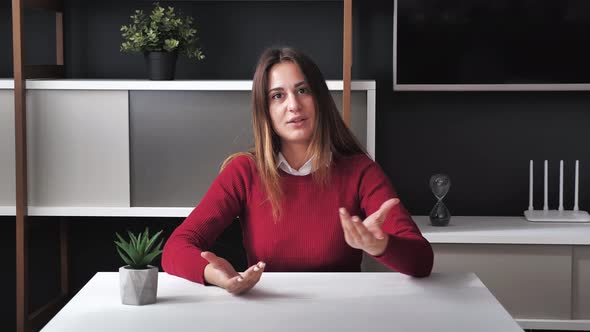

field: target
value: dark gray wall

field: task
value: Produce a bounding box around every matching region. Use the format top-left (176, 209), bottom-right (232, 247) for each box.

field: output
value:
top-left (63, 0), bottom-right (344, 79)
top-left (0, 217), bottom-right (15, 331)
top-left (0, 2), bottom-right (57, 76)
top-left (1, 2), bottom-right (12, 76)
top-left (1, 1), bottom-right (590, 331)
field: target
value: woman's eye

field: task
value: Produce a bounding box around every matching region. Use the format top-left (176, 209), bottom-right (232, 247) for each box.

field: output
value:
top-left (298, 87), bottom-right (308, 94)
top-left (271, 93), bottom-right (283, 100)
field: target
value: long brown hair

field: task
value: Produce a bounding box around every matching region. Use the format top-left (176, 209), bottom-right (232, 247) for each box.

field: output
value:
top-left (224, 47), bottom-right (366, 220)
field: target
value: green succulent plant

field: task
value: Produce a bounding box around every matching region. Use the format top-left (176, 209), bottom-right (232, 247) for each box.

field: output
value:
top-left (115, 228), bottom-right (164, 270)
top-left (120, 2), bottom-right (205, 60)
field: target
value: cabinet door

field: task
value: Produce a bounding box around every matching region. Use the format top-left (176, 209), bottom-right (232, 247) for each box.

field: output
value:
top-left (573, 246), bottom-right (590, 319)
top-left (129, 90), bottom-right (253, 207)
top-left (0, 90), bottom-right (15, 209)
top-left (26, 90), bottom-right (130, 207)
top-left (331, 91), bottom-right (368, 148)
top-left (432, 244), bottom-right (572, 320)
top-left (129, 90), bottom-right (370, 207)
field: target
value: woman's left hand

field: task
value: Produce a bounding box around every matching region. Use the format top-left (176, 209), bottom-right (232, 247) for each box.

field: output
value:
top-left (339, 198), bottom-right (399, 256)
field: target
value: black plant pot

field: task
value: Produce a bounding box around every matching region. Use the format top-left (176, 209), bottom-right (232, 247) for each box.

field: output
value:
top-left (144, 51), bottom-right (178, 80)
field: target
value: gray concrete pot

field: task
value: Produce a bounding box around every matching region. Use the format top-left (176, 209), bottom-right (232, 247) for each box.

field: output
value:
top-left (119, 265), bottom-right (158, 305)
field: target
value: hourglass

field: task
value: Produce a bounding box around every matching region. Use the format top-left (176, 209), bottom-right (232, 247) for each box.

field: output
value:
top-left (429, 174), bottom-right (451, 226)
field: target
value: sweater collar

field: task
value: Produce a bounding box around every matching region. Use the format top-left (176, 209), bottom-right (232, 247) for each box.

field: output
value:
top-left (277, 152), bottom-right (314, 176)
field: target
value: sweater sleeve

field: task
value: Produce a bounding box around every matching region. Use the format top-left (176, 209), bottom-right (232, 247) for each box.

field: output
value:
top-left (162, 155), bottom-right (252, 284)
top-left (358, 160), bottom-right (433, 277)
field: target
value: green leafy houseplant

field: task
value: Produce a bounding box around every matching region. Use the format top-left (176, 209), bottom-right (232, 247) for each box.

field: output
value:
top-left (120, 2), bottom-right (205, 60)
top-left (115, 228), bottom-right (164, 270)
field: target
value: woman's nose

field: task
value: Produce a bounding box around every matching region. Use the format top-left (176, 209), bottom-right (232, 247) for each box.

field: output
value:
top-left (287, 93), bottom-right (301, 112)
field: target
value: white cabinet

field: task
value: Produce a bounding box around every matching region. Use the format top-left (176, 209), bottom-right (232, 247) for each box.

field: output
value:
top-left (432, 244), bottom-right (572, 320)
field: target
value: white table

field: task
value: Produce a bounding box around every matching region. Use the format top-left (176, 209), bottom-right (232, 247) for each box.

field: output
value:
top-left (41, 272), bottom-right (523, 332)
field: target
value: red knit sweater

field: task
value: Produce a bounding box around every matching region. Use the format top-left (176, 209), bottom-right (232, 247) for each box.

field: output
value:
top-left (162, 154), bottom-right (433, 284)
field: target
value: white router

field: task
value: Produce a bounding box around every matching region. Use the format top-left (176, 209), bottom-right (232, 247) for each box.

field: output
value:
top-left (524, 160), bottom-right (590, 223)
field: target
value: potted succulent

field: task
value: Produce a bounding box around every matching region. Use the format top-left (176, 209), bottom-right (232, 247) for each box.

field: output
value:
top-left (120, 2), bottom-right (205, 80)
top-left (115, 227), bottom-right (164, 305)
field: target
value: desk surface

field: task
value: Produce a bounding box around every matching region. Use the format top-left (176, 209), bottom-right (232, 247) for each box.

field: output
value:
top-left (41, 272), bottom-right (522, 332)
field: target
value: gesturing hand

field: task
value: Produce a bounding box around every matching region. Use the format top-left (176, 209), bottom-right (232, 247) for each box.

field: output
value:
top-left (201, 251), bottom-right (265, 295)
top-left (339, 198), bottom-right (399, 256)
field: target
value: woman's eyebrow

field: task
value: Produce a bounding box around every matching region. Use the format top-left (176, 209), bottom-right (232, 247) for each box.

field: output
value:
top-left (268, 86), bottom-right (284, 93)
top-left (268, 81), bottom-right (307, 93)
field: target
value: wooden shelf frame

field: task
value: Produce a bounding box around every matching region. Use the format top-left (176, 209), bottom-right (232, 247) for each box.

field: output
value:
top-left (12, 1), bottom-right (67, 332)
top-left (343, 0), bottom-right (352, 127)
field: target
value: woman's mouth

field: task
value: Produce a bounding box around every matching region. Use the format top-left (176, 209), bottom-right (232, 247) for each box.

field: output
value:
top-left (287, 118), bottom-right (307, 128)
top-left (288, 117), bottom-right (306, 124)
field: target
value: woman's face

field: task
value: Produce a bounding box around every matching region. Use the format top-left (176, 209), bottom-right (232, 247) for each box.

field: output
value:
top-left (267, 61), bottom-right (316, 148)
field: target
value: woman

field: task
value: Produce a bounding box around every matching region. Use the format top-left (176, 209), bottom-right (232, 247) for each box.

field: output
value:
top-left (162, 47), bottom-right (433, 294)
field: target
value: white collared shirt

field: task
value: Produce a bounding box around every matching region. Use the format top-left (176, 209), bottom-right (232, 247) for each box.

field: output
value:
top-left (277, 152), bottom-right (314, 176)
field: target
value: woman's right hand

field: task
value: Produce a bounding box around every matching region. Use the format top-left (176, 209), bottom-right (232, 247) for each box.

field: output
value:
top-left (201, 251), bottom-right (265, 295)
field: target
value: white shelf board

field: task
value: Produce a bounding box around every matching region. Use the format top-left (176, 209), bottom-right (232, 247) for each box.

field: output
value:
top-left (415, 215), bottom-right (590, 245)
top-left (1, 206), bottom-right (193, 217)
top-left (0, 206), bottom-right (16, 216)
top-left (5, 210), bottom-right (590, 245)
top-left (4, 210), bottom-right (590, 245)
top-left (0, 79), bottom-right (13, 89)
top-left (27, 206), bottom-right (193, 217)
top-left (0, 79), bottom-right (375, 91)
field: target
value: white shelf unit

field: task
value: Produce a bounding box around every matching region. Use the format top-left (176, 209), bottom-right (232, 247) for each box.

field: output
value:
top-left (0, 79), bottom-right (376, 217)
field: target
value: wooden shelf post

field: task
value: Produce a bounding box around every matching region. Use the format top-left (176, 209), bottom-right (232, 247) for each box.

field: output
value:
top-left (12, 1), bottom-right (66, 331)
top-left (343, 0), bottom-right (352, 127)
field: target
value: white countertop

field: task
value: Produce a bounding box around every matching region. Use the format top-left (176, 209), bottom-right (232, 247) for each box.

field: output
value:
top-left (40, 272), bottom-right (522, 332)
top-left (0, 79), bottom-right (375, 91)
top-left (415, 215), bottom-right (590, 245)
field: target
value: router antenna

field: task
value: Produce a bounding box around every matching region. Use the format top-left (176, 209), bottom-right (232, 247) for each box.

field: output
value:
top-left (559, 160), bottom-right (564, 211)
top-left (528, 160), bottom-right (534, 211)
top-left (544, 160), bottom-right (548, 211)
top-left (574, 160), bottom-right (580, 211)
